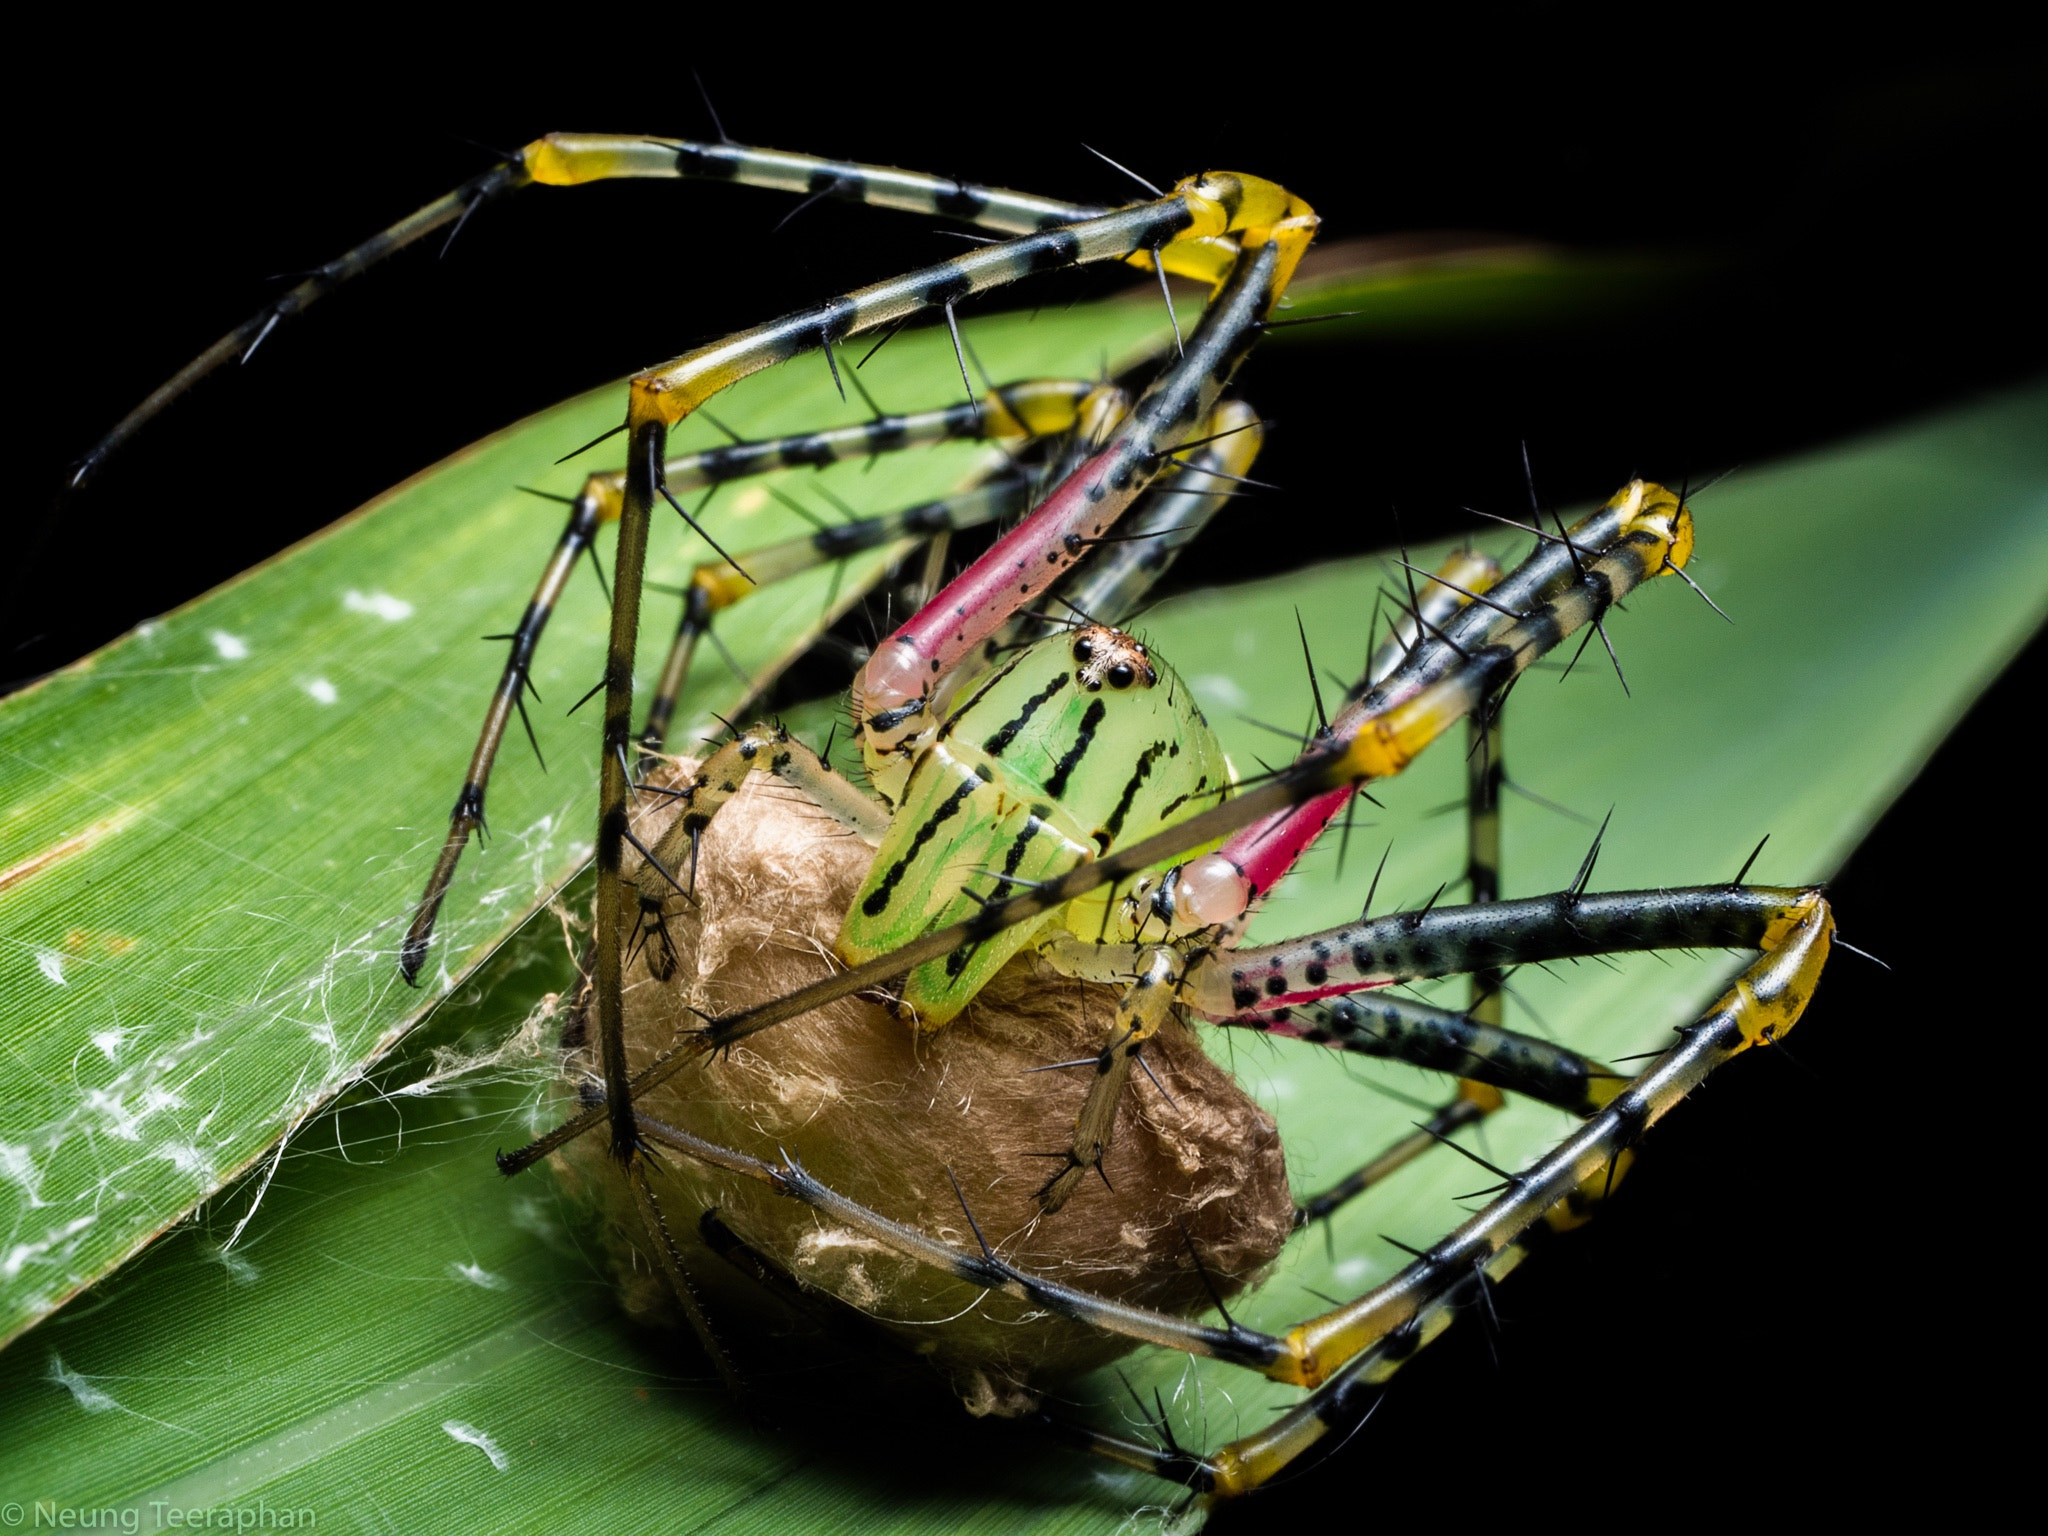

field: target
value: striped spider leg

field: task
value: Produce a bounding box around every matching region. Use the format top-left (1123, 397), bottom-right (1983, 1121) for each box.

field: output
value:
top-left (62, 135), bottom-right (1192, 498)
top-left (1165, 541), bottom-right (1584, 1221)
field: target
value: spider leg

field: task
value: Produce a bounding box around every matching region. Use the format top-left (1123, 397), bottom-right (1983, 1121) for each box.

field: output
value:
top-left (1228, 887), bottom-right (1832, 1395)
top-left (1289, 1092), bottom-right (1492, 1228)
top-left (1049, 1160), bottom-right (1614, 1502)
top-left (1208, 486), bottom-right (1649, 934)
top-left (1211, 546), bottom-right (1508, 931)
top-left (633, 375), bottom-right (1109, 753)
top-left (1000, 380), bottom-right (1135, 528)
top-left (399, 483), bottom-right (604, 981)
top-left (1001, 399), bottom-right (1266, 655)
top-left (649, 720), bottom-right (890, 858)
top-left (1250, 677), bottom-right (1544, 1229)
top-left (610, 720), bottom-right (884, 991)
top-left (911, 528), bottom-right (953, 611)
top-left (611, 719), bottom-right (889, 986)
top-left (67, 135), bottom-right (1149, 499)
top-left (1226, 992), bottom-right (1619, 1119)
top-left (1031, 943), bottom-right (1187, 1213)
top-left (848, 232), bottom-right (1304, 751)
top-left (1352, 600), bottom-right (1518, 1179)
top-left (624, 1149), bottom-right (745, 1397)
top-left (1187, 883), bottom-right (1811, 1016)
top-left (1266, 989), bottom-right (1620, 1229)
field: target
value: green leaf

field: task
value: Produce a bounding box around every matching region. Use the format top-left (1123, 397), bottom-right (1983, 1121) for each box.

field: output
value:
top-left (0, 242), bottom-right (1644, 1342)
top-left (1, 380), bottom-right (2040, 1531)
top-left (1271, 238), bottom-right (1708, 340)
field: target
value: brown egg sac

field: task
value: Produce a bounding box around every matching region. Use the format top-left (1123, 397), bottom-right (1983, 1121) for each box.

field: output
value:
top-left (552, 762), bottom-right (1295, 1417)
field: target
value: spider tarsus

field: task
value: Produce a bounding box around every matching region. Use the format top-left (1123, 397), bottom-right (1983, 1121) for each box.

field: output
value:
top-left (397, 934), bottom-right (429, 987)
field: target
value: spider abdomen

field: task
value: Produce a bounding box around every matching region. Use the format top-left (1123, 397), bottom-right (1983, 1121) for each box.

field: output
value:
top-left (838, 624), bottom-right (1231, 1024)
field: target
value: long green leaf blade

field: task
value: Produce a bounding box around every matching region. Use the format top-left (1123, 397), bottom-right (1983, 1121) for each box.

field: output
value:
top-left (1, 381), bottom-right (2040, 1531)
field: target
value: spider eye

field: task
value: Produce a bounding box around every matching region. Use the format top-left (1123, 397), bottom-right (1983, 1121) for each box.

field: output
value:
top-left (1107, 663), bottom-right (1135, 689)
top-left (1072, 638), bottom-right (1094, 663)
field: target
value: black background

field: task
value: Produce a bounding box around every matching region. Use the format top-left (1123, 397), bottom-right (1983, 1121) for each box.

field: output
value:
top-left (12, 14), bottom-right (2043, 1524)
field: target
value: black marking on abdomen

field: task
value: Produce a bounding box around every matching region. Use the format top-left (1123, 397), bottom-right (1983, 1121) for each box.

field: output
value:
top-left (982, 673), bottom-right (1070, 757)
top-left (1000, 807), bottom-right (1051, 881)
top-left (1158, 775), bottom-right (1209, 818)
top-left (862, 772), bottom-right (983, 918)
top-left (1103, 741), bottom-right (1168, 843)
top-left (1044, 700), bottom-right (1107, 799)
top-left (938, 654), bottom-right (1029, 743)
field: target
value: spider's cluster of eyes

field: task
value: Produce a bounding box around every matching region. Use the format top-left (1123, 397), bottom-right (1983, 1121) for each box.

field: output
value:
top-left (1070, 630), bottom-right (1155, 692)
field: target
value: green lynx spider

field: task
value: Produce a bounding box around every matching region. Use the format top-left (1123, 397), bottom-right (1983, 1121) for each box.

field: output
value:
top-left (73, 134), bottom-right (1837, 1510)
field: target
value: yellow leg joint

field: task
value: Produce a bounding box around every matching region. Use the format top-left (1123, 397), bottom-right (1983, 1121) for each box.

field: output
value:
top-left (1136, 235), bottom-right (1240, 288)
top-left (523, 133), bottom-right (672, 186)
top-left (1205, 1412), bottom-right (1329, 1500)
top-left (1582, 1070), bottom-right (1628, 1111)
top-left (632, 367), bottom-right (727, 428)
top-left (580, 473), bottom-right (626, 526)
top-left (1722, 891), bottom-right (1834, 1052)
top-left (1611, 478), bottom-right (1696, 573)
top-left (1177, 172), bottom-right (1317, 233)
top-left (1546, 1148), bottom-right (1635, 1231)
top-left (693, 563), bottom-right (754, 613)
top-left (1458, 1080), bottom-right (1508, 1112)
top-left (1151, 175), bottom-right (1319, 293)
top-left (1269, 1330), bottom-right (1325, 1389)
top-left (980, 379), bottom-right (1091, 438)
top-left (1333, 688), bottom-right (1458, 783)
top-left (1239, 215), bottom-right (1319, 302)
